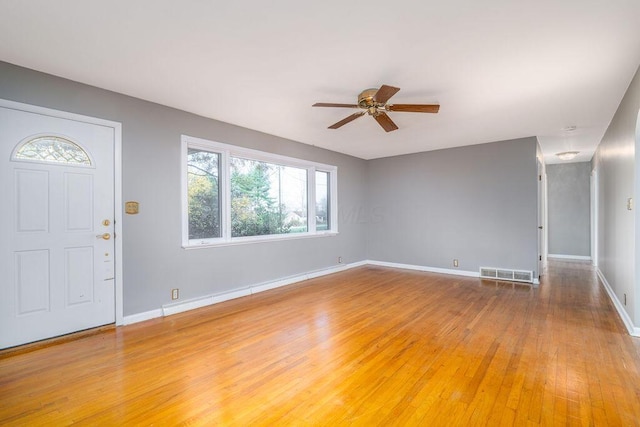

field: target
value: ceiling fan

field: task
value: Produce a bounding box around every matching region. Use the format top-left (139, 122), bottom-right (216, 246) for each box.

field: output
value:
top-left (313, 85), bottom-right (440, 132)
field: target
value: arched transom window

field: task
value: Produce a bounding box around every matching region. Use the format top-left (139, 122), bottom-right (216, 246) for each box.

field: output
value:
top-left (13, 136), bottom-right (92, 166)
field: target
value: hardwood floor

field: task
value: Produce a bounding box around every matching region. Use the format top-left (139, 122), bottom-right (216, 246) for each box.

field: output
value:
top-left (1, 261), bottom-right (639, 425)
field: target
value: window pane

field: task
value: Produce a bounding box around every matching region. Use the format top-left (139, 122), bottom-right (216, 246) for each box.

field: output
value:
top-left (187, 149), bottom-right (220, 239)
top-left (15, 136), bottom-right (91, 165)
top-left (230, 157), bottom-right (307, 237)
top-left (315, 171), bottom-right (330, 231)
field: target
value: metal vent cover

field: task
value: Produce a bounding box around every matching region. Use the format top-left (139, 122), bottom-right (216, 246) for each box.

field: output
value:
top-left (480, 267), bottom-right (497, 278)
top-left (479, 267), bottom-right (533, 283)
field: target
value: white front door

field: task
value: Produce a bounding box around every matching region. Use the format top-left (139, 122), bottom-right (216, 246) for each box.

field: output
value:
top-left (0, 105), bottom-right (116, 349)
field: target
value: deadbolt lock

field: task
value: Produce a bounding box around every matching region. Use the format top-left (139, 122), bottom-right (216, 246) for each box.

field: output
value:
top-left (102, 219), bottom-right (111, 226)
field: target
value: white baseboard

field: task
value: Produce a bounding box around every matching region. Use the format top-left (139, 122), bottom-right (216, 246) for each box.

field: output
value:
top-left (366, 260), bottom-right (479, 278)
top-left (123, 259), bottom-right (541, 326)
top-left (123, 309), bottom-right (163, 325)
top-left (368, 260), bottom-right (539, 285)
top-left (596, 269), bottom-right (640, 337)
top-left (124, 261), bottom-right (367, 325)
top-left (162, 288), bottom-right (252, 317)
top-left (249, 261), bottom-right (366, 295)
top-left (547, 254), bottom-right (592, 261)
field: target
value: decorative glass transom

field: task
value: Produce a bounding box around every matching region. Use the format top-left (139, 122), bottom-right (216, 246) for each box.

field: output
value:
top-left (14, 136), bottom-right (92, 166)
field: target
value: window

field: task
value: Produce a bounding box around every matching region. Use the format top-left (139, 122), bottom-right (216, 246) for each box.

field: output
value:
top-left (182, 135), bottom-right (337, 247)
top-left (230, 158), bottom-right (308, 237)
top-left (13, 135), bottom-right (92, 166)
top-left (187, 148), bottom-right (220, 240)
top-left (315, 171), bottom-right (330, 231)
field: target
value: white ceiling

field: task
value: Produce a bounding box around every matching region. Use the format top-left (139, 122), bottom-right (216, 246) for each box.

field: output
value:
top-left (1, 1), bottom-right (639, 163)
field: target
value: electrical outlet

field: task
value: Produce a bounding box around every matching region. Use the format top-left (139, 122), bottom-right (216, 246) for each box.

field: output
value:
top-left (338, 256), bottom-right (343, 264)
top-left (453, 259), bottom-right (459, 268)
top-left (171, 288), bottom-right (179, 300)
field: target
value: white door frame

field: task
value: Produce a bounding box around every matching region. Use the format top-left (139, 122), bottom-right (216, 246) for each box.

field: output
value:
top-left (0, 99), bottom-right (124, 326)
top-left (536, 159), bottom-right (546, 284)
top-left (590, 168), bottom-right (598, 267)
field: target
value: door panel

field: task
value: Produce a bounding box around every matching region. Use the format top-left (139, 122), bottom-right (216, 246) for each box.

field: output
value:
top-left (15, 169), bottom-right (49, 232)
top-left (64, 172), bottom-right (94, 231)
top-left (1, 106), bottom-right (115, 349)
top-left (15, 250), bottom-right (50, 315)
top-left (65, 246), bottom-right (94, 306)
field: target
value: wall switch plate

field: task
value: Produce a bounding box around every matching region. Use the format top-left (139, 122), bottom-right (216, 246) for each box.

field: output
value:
top-left (453, 259), bottom-right (459, 268)
top-left (171, 288), bottom-right (179, 300)
top-left (628, 198), bottom-right (633, 211)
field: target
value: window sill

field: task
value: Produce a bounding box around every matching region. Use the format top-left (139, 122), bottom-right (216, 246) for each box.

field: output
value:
top-left (182, 231), bottom-right (338, 250)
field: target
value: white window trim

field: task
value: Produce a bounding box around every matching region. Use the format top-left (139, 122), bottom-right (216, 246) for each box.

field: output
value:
top-left (181, 135), bottom-right (338, 248)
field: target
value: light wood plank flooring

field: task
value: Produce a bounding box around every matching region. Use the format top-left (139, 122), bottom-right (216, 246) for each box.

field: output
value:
top-left (1, 261), bottom-right (640, 425)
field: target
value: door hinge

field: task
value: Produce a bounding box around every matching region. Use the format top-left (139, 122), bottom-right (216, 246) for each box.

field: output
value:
top-left (538, 175), bottom-right (542, 181)
top-left (539, 255), bottom-right (542, 261)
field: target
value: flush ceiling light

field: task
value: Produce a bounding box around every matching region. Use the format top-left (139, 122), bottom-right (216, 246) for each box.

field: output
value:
top-left (556, 151), bottom-right (579, 161)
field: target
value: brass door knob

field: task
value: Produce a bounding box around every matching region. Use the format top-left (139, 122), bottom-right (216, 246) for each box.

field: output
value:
top-left (96, 233), bottom-right (111, 240)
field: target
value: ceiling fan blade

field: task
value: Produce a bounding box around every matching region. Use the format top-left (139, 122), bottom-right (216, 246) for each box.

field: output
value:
top-left (313, 103), bottom-right (359, 108)
top-left (386, 104), bottom-right (440, 113)
top-left (373, 112), bottom-right (399, 132)
top-left (373, 85), bottom-right (400, 104)
top-left (328, 111), bottom-right (366, 129)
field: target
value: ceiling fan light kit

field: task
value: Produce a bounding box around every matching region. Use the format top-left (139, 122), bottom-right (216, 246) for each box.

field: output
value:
top-left (313, 85), bottom-right (440, 132)
top-left (555, 151), bottom-right (579, 161)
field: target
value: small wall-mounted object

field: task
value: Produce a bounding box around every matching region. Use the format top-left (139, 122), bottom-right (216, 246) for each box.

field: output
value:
top-left (125, 201), bottom-right (139, 215)
top-left (627, 198), bottom-right (633, 211)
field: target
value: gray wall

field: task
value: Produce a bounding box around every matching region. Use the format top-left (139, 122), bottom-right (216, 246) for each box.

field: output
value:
top-left (593, 64), bottom-right (640, 327)
top-left (0, 61), bottom-right (542, 320)
top-left (546, 162), bottom-right (591, 257)
top-left (0, 61), bottom-right (369, 316)
top-left (366, 137), bottom-right (539, 275)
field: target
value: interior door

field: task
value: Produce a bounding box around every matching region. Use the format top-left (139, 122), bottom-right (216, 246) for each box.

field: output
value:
top-left (0, 106), bottom-right (115, 349)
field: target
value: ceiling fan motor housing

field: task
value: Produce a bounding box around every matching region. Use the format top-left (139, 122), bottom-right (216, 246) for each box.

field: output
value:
top-left (358, 88), bottom-right (381, 109)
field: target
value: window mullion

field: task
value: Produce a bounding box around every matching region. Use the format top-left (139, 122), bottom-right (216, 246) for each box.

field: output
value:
top-left (308, 167), bottom-right (316, 234)
top-left (330, 169), bottom-right (338, 233)
top-left (222, 149), bottom-right (232, 242)
top-left (180, 140), bottom-right (189, 246)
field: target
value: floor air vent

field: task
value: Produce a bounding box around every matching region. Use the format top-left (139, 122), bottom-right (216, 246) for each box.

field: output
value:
top-left (479, 267), bottom-right (533, 283)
